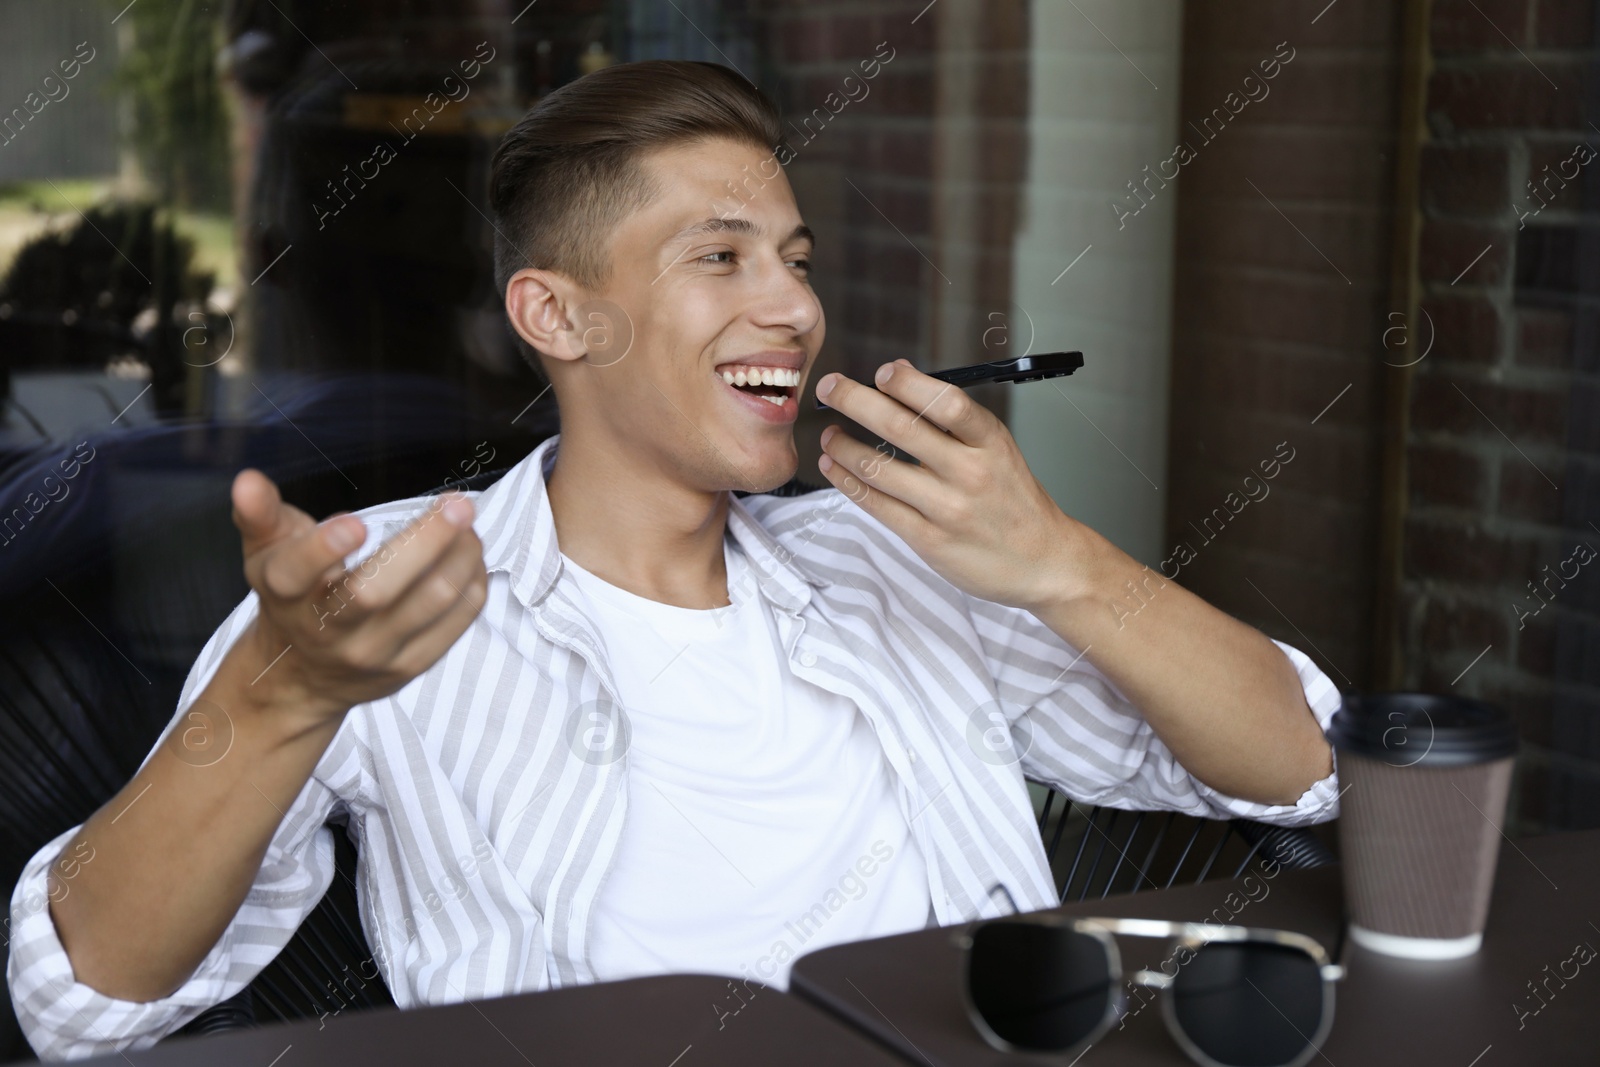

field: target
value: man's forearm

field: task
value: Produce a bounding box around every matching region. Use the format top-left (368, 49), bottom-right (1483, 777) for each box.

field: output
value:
top-left (47, 624), bottom-right (347, 1003)
top-left (1030, 521), bottom-right (1333, 806)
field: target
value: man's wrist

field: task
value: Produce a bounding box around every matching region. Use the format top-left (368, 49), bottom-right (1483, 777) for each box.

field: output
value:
top-left (205, 621), bottom-right (350, 749)
top-left (1031, 516), bottom-right (1135, 615)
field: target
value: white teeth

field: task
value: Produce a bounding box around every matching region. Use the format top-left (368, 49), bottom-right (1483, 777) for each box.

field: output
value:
top-left (761, 394), bottom-right (785, 406)
top-left (718, 366), bottom-right (799, 384)
top-left (717, 365), bottom-right (800, 393)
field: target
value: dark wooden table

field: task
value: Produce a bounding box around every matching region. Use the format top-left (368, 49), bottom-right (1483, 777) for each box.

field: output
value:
top-left (790, 828), bottom-right (1600, 1066)
top-left (50, 973), bottom-right (907, 1066)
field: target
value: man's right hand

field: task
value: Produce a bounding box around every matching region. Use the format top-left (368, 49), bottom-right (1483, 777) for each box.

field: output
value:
top-left (230, 469), bottom-right (489, 728)
top-left (41, 471), bottom-right (489, 1005)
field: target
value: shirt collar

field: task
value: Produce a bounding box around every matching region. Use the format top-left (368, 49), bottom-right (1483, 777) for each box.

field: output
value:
top-left (474, 433), bottom-right (828, 615)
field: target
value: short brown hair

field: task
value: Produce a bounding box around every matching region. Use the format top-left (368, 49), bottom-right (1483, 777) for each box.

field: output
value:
top-left (489, 60), bottom-right (785, 300)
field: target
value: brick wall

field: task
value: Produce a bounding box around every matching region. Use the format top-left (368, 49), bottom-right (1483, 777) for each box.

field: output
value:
top-left (748, 0), bottom-right (1028, 472)
top-left (1406, 0), bottom-right (1600, 830)
top-left (1165, 2), bottom-right (1405, 691)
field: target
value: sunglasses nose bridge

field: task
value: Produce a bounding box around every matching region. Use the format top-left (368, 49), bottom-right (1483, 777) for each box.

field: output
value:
top-left (1129, 968), bottom-right (1174, 991)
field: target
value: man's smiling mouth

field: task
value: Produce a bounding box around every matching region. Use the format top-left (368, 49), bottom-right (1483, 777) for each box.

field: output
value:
top-left (718, 364), bottom-right (800, 407)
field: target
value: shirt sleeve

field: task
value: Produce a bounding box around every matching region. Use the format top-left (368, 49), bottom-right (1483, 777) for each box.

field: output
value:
top-left (967, 596), bottom-right (1342, 827)
top-left (5, 591), bottom-right (344, 1062)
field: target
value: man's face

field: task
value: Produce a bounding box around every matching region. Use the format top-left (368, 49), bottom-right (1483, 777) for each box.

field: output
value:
top-left (562, 136), bottom-right (824, 493)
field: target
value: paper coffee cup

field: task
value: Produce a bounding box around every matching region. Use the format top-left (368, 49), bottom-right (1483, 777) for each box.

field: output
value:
top-left (1326, 692), bottom-right (1518, 960)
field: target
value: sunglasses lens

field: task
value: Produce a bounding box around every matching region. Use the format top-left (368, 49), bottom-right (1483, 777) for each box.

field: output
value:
top-left (967, 922), bottom-right (1112, 1051)
top-left (1170, 942), bottom-right (1325, 1067)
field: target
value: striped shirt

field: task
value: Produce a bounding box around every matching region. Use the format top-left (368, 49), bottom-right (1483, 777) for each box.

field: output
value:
top-left (7, 433), bottom-right (1342, 1060)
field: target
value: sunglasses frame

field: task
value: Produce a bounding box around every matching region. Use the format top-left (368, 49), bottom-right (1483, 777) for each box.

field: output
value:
top-left (953, 914), bottom-right (1345, 1067)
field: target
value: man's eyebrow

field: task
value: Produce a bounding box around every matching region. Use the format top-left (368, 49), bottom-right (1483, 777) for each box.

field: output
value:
top-left (663, 217), bottom-right (816, 248)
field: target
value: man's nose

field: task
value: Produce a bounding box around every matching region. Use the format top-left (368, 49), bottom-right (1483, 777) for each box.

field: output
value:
top-left (750, 258), bottom-right (822, 336)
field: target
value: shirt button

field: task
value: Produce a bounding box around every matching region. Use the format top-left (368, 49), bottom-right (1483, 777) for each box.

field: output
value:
top-left (909, 749), bottom-right (918, 763)
top-left (799, 651), bottom-right (818, 667)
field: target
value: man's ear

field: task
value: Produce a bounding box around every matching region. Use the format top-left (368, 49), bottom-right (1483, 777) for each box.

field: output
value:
top-left (505, 268), bottom-right (589, 365)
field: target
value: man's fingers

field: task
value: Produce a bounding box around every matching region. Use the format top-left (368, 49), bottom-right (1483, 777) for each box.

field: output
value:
top-left (257, 514), bottom-right (369, 602)
top-left (370, 531), bottom-right (488, 651)
top-left (306, 495), bottom-right (477, 621)
top-left (232, 470), bottom-right (302, 557)
top-left (817, 444), bottom-right (932, 540)
top-left (818, 427), bottom-right (939, 516)
top-left (388, 562), bottom-right (489, 678)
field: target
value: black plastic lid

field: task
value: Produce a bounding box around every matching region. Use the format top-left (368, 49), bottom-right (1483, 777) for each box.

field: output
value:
top-left (1326, 692), bottom-right (1518, 768)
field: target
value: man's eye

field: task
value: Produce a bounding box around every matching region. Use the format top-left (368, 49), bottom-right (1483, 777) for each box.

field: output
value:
top-left (700, 251), bottom-right (735, 265)
top-left (788, 258), bottom-right (812, 273)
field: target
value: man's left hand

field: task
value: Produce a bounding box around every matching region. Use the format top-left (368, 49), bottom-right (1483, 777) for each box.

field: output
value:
top-left (813, 359), bottom-right (1103, 612)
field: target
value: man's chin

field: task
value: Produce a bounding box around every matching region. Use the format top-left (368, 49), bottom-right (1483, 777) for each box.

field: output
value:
top-left (705, 433), bottom-right (800, 494)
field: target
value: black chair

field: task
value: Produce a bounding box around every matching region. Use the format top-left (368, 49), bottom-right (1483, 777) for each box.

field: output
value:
top-left (1031, 786), bottom-right (1335, 904)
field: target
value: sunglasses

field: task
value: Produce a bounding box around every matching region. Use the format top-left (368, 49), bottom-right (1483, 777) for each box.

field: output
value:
top-left (954, 902), bottom-right (1345, 1067)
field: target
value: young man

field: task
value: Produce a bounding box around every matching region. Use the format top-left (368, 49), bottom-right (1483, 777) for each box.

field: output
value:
top-left (8, 61), bottom-right (1338, 1059)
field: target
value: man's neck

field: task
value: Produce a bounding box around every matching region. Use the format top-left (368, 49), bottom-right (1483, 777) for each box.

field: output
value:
top-left (544, 429), bottom-right (733, 610)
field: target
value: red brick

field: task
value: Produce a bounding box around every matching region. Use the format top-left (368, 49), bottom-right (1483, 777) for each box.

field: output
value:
top-left (1549, 690), bottom-right (1600, 764)
top-left (1428, 63), bottom-right (1589, 131)
top-left (1414, 653), bottom-right (1506, 696)
top-left (970, 56), bottom-right (1028, 119)
top-left (1516, 614), bottom-right (1556, 674)
top-left (1222, 54), bottom-right (1398, 129)
top-left (1421, 293), bottom-right (1504, 363)
top-left (1499, 454), bottom-right (1566, 522)
top-left (1517, 307), bottom-right (1573, 368)
top-left (1521, 137), bottom-right (1597, 216)
top-left (1214, 128), bottom-right (1395, 203)
top-left (1484, 681), bottom-right (1553, 747)
top-left (977, 122), bottom-right (1026, 170)
top-left (831, 15), bottom-right (878, 61)
top-left (1572, 381), bottom-right (1600, 453)
top-left (1555, 521), bottom-right (1600, 614)
top-left (1514, 761), bottom-right (1550, 829)
top-left (1273, 431), bottom-right (1381, 493)
top-left (1421, 144), bottom-right (1513, 217)
top-left (873, 69), bottom-right (936, 117)
top-left (1175, 271), bottom-right (1383, 355)
top-left (887, 2), bottom-right (937, 55)
top-left (1196, 554), bottom-right (1367, 682)
top-left (1183, 200), bottom-right (1380, 280)
top-left (1404, 514), bottom-right (1553, 584)
top-left (974, 0), bottom-right (1028, 51)
top-left (1432, 0), bottom-right (1532, 51)
top-left (1516, 223), bottom-right (1599, 296)
top-left (1184, 0), bottom-right (1399, 50)
top-left (782, 16), bottom-right (831, 64)
top-left (865, 128), bottom-right (932, 179)
top-left (880, 185), bottom-right (931, 236)
top-left (1421, 595), bottom-right (1514, 649)
top-left (1411, 372), bottom-right (1568, 444)
top-left (1174, 340), bottom-right (1374, 419)
top-left (1554, 620), bottom-right (1600, 687)
top-left (843, 179), bottom-right (929, 237)
top-left (850, 239), bottom-right (921, 288)
top-left (1534, 0), bottom-right (1597, 46)
top-left (1420, 218), bottom-right (1511, 284)
top-left (1409, 441), bottom-right (1492, 509)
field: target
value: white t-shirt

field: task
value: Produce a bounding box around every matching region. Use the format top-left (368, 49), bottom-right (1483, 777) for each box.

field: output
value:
top-left (560, 534), bottom-right (932, 990)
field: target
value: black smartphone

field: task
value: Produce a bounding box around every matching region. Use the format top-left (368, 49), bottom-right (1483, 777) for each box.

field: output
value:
top-left (815, 351), bottom-right (1084, 410)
